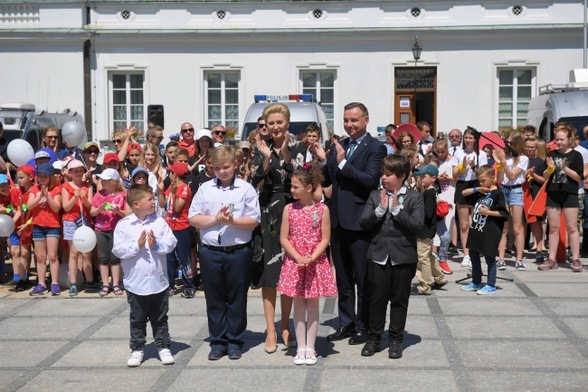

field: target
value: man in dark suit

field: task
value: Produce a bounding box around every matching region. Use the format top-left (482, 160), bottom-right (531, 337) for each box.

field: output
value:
top-left (314, 102), bottom-right (387, 345)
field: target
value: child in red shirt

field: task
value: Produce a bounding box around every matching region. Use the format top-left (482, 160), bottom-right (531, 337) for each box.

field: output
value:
top-left (28, 163), bottom-right (62, 296)
top-left (61, 159), bottom-right (95, 296)
top-left (159, 162), bottom-right (194, 297)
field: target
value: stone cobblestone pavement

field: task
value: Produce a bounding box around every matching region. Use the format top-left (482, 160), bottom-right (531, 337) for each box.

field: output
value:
top-left (1, 256), bottom-right (587, 392)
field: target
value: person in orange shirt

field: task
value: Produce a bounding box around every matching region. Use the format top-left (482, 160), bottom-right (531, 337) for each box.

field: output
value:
top-left (178, 122), bottom-right (197, 157)
top-left (159, 162), bottom-right (194, 298)
top-left (28, 163), bottom-right (63, 296)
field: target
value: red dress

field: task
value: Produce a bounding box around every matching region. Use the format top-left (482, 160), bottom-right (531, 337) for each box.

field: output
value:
top-left (277, 202), bottom-right (337, 298)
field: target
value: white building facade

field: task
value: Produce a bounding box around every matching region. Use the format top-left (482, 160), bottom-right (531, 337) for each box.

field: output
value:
top-left (0, 0), bottom-right (585, 145)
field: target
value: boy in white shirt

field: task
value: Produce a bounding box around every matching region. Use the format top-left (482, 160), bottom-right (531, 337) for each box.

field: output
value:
top-left (112, 184), bottom-right (178, 367)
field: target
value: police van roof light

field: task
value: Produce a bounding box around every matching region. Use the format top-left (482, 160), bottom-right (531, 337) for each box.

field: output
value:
top-left (254, 94), bottom-right (314, 103)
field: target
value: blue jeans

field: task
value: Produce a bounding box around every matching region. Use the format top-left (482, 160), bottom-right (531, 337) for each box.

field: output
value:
top-left (166, 229), bottom-right (194, 289)
top-left (436, 220), bottom-right (450, 262)
top-left (470, 250), bottom-right (497, 287)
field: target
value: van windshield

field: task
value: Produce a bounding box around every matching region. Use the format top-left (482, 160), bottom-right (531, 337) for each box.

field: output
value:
top-left (242, 122), bottom-right (320, 142)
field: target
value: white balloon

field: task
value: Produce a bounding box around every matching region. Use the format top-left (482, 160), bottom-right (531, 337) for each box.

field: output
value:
top-left (57, 263), bottom-right (84, 289)
top-left (62, 121), bottom-right (86, 147)
top-left (72, 226), bottom-right (97, 253)
top-left (0, 214), bottom-right (15, 237)
top-left (7, 139), bottom-right (35, 167)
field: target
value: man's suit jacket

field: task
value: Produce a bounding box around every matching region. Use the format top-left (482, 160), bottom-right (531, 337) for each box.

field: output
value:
top-left (359, 188), bottom-right (424, 264)
top-left (324, 133), bottom-right (387, 231)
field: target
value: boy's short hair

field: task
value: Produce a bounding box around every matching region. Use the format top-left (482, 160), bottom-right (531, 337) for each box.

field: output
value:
top-left (211, 145), bottom-right (237, 165)
top-left (382, 154), bottom-right (411, 179)
top-left (128, 184), bottom-right (153, 206)
top-left (174, 148), bottom-right (190, 159)
top-left (476, 164), bottom-right (495, 178)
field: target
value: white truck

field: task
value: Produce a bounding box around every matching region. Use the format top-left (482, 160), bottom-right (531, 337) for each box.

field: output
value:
top-left (526, 70), bottom-right (588, 140)
top-left (0, 103), bottom-right (84, 150)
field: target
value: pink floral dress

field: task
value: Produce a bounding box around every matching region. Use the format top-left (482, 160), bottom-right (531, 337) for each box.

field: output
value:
top-left (277, 202), bottom-right (338, 298)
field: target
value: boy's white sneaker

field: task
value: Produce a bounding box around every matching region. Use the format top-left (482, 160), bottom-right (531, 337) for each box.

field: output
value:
top-left (158, 348), bottom-right (175, 365)
top-left (460, 255), bottom-right (471, 268)
top-left (127, 350), bottom-right (144, 367)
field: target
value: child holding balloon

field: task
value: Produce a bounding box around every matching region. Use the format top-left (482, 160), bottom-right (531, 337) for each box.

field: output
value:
top-left (0, 174), bottom-right (15, 283)
top-left (90, 168), bottom-right (127, 296)
top-left (28, 163), bottom-right (63, 296)
top-left (61, 159), bottom-right (95, 296)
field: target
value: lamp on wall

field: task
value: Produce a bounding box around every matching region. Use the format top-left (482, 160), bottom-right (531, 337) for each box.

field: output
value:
top-left (412, 36), bottom-right (422, 67)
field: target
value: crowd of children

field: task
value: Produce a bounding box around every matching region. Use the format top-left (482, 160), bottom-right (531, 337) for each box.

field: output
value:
top-left (0, 117), bottom-right (586, 367)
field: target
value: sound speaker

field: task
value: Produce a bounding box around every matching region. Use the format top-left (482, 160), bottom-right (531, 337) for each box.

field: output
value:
top-left (148, 104), bottom-right (164, 129)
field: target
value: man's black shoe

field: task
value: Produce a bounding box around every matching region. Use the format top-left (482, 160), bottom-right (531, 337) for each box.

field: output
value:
top-left (388, 341), bottom-right (403, 359)
top-left (208, 348), bottom-right (226, 360)
top-left (183, 287), bottom-right (195, 298)
top-left (227, 348), bottom-right (242, 360)
top-left (360, 338), bottom-right (381, 357)
top-left (326, 326), bottom-right (355, 342)
top-left (348, 330), bottom-right (369, 345)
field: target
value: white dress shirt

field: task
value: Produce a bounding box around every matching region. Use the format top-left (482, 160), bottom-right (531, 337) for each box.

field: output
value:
top-left (112, 213), bottom-right (178, 296)
top-left (188, 176), bottom-right (261, 246)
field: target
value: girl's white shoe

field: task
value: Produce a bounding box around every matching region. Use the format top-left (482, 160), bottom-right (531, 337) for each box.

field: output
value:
top-left (305, 348), bottom-right (317, 366)
top-left (293, 348), bottom-right (306, 365)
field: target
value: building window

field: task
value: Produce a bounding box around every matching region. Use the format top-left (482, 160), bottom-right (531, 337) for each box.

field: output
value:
top-left (110, 73), bottom-right (145, 134)
top-left (498, 68), bottom-right (534, 129)
top-left (204, 71), bottom-right (240, 130)
top-left (301, 70), bottom-right (335, 134)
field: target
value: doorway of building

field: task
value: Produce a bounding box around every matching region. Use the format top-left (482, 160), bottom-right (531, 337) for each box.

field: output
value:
top-left (394, 67), bottom-right (437, 134)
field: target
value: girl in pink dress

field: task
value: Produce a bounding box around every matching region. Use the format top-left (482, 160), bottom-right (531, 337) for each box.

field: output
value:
top-left (278, 163), bottom-right (337, 366)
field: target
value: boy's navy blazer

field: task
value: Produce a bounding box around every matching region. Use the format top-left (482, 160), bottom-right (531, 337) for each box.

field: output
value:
top-left (323, 133), bottom-right (387, 231)
top-left (359, 188), bottom-right (425, 264)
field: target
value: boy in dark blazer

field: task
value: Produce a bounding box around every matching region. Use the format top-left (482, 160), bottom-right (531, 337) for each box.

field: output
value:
top-left (359, 154), bottom-right (425, 359)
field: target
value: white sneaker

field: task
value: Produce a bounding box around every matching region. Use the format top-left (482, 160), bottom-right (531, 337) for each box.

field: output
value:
top-left (460, 255), bottom-right (471, 268)
top-left (158, 348), bottom-right (175, 365)
top-left (127, 350), bottom-right (144, 367)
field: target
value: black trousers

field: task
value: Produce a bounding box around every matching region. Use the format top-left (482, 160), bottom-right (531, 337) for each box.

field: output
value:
top-left (366, 261), bottom-right (417, 343)
top-left (200, 246), bottom-right (252, 351)
top-left (127, 289), bottom-right (170, 351)
top-left (330, 227), bottom-right (371, 331)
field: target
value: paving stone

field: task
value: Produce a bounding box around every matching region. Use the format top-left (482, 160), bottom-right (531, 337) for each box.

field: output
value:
top-left (469, 370), bottom-right (588, 391)
top-left (0, 370), bottom-right (25, 387)
top-left (15, 297), bottom-right (126, 317)
top-left (562, 317), bottom-right (588, 339)
top-left (456, 340), bottom-right (588, 369)
top-left (438, 298), bottom-right (543, 316)
top-left (18, 369), bottom-right (167, 392)
top-left (320, 369), bottom-right (457, 391)
top-left (0, 317), bottom-right (100, 339)
top-left (525, 283), bottom-right (588, 298)
top-left (0, 341), bottom-right (67, 367)
top-left (51, 339), bottom-right (192, 368)
top-left (168, 368), bottom-right (307, 392)
top-left (542, 298), bottom-right (588, 316)
top-left (0, 299), bottom-right (31, 316)
top-left (445, 315), bottom-right (567, 339)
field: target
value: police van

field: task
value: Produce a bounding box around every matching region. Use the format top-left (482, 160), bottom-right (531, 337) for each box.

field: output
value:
top-left (526, 73), bottom-right (588, 141)
top-left (239, 94), bottom-right (330, 146)
top-left (0, 103), bottom-right (84, 150)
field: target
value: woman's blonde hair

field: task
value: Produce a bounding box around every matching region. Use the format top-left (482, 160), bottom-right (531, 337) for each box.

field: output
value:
top-left (262, 103), bottom-right (290, 122)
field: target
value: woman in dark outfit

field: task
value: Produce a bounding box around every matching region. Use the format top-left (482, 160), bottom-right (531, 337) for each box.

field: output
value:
top-left (251, 103), bottom-right (306, 352)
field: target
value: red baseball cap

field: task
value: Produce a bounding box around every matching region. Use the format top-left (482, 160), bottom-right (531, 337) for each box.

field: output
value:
top-left (103, 152), bottom-right (121, 164)
top-left (127, 142), bottom-right (142, 153)
top-left (166, 162), bottom-right (189, 178)
top-left (17, 164), bottom-right (36, 177)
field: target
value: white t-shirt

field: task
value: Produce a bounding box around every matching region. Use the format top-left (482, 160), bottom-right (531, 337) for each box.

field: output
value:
top-left (502, 155), bottom-right (529, 186)
top-left (574, 145), bottom-right (588, 193)
top-left (452, 149), bottom-right (488, 181)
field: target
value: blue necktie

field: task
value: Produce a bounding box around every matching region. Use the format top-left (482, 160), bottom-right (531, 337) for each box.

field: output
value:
top-left (347, 140), bottom-right (357, 158)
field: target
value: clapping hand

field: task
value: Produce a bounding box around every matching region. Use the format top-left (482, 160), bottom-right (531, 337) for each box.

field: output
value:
top-left (147, 230), bottom-right (157, 248)
top-left (379, 187), bottom-right (389, 209)
top-left (138, 230), bottom-right (147, 249)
